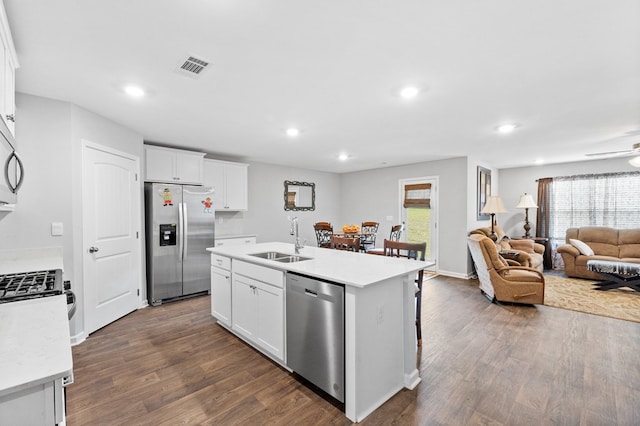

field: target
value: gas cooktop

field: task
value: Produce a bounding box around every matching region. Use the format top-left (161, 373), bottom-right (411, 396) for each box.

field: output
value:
top-left (0, 269), bottom-right (63, 303)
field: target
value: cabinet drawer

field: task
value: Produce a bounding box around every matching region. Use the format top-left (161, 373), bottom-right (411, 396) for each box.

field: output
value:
top-left (234, 260), bottom-right (284, 288)
top-left (215, 236), bottom-right (256, 247)
top-left (211, 254), bottom-right (231, 270)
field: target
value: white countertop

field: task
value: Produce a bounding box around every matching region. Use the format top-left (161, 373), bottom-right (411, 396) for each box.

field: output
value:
top-left (0, 295), bottom-right (73, 397)
top-left (207, 242), bottom-right (430, 288)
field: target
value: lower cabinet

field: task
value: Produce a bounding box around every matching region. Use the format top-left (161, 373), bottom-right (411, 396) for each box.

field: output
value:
top-left (232, 273), bottom-right (284, 360)
top-left (209, 255), bottom-right (285, 362)
top-left (0, 378), bottom-right (65, 425)
top-left (211, 265), bottom-right (231, 327)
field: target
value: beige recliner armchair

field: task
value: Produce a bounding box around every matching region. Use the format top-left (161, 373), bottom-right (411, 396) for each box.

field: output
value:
top-left (467, 234), bottom-right (545, 304)
top-left (469, 226), bottom-right (545, 272)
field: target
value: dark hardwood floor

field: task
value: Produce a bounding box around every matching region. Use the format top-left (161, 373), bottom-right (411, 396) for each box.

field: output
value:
top-left (66, 276), bottom-right (640, 425)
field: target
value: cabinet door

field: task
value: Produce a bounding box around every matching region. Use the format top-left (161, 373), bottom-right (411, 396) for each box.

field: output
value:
top-left (231, 274), bottom-right (257, 340)
top-left (175, 152), bottom-right (203, 185)
top-left (224, 163), bottom-right (248, 210)
top-left (203, 159), bottom-right (225, 210)
top-left (256, 282), bottom-right (284, 360)
top-left (145, 147), bottom-right (176, 182)
top-left (3, 53), bottom-right (14, 136)
top-left (211, 266), bottom-right (232, 326)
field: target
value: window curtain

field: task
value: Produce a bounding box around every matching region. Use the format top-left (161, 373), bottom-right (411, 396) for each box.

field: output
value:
top-left (536, 178), bottom-right (552, 239)
top-left (403, 183), bottom-right (431, 208)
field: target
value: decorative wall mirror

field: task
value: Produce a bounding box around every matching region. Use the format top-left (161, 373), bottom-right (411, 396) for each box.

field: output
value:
top-left (284, 180), bottom-right (315, 211)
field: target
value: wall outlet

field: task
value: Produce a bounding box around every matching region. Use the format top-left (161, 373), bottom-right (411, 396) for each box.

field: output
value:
top-left (51, 222), bottom-right (63, 236)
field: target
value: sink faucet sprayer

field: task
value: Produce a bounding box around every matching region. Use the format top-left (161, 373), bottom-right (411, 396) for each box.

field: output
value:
top-left (289, 216), bottom-right (305, 254)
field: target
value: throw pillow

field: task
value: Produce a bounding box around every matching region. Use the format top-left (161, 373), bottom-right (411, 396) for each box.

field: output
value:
top-left (509, 239), bottom-right (536, 254)
top-left (569, 239), bottom-right (595, 256)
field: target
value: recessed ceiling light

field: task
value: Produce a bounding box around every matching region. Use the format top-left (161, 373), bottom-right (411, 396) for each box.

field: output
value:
top-left (286, 127), bottom-right (300, 137)
top-left (496, 123), bottom-right (519, 133)
top-left (399, 86), bottom-right (420, 99)
top-left (629, 156), bottom-right (640, 167)
top-left (338, 153), bottom-right (350, 161)
top-left (534, 158), bottom-right (544, 165)
top-left (124, 85), bottom-right (145, 98)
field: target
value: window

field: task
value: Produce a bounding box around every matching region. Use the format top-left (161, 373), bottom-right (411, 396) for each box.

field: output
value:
top-left (549, 172), bottom-right (640, 245)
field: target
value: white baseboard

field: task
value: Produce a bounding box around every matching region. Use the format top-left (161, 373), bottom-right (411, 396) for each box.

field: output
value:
top-left (436, 269), bottom-right (475, 280)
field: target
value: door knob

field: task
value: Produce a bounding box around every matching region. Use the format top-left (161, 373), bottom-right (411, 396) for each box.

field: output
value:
top-left (88, 246), bottom-right (99, 253)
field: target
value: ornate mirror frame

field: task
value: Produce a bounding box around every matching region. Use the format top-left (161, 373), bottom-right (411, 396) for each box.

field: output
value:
top-left (284, 180), bottom-right (315, 211)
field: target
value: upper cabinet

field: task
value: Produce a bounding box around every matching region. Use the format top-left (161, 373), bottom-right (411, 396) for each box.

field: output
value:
top-left (0, 2), bottom-right (18, 136)
top-left (203, 159), bottom-right (248, 211)
top-left (144, 145), bottom-right (205, 185)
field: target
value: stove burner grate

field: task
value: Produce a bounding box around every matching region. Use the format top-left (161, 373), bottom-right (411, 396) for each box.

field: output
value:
top-left (0, 269), bottom-right (63, 302)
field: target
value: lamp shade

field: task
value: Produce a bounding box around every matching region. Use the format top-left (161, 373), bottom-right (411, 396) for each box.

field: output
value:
top-left (481, 195), bottom-right (507, 214)
top-left (516, 193), bottom-right (538, 209)
top-left (629, 156), bottom-right (640, 167)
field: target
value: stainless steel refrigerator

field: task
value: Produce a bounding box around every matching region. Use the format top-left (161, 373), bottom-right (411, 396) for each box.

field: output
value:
top-left (144, 183), bottom-right (215, 306)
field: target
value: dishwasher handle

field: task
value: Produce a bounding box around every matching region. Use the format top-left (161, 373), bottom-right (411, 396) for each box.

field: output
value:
top-left (304, 288), bottom-right (318, 297)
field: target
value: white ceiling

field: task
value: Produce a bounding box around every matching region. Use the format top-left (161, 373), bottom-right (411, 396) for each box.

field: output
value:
top-left (4, 0), bottom-right (640, 173)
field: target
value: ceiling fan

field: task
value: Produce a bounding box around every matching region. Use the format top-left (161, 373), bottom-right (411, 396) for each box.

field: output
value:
top-left (585, 142), bottom-right (640, 158)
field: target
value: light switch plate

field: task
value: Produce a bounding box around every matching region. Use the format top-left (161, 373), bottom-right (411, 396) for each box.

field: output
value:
top-left (51, 222), bottom-right (64, 236)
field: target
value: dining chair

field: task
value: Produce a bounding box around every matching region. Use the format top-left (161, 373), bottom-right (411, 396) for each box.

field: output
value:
top-left (360, 221), bottom-right (379, 252)
top-left (366, 224), bottom-right (402, 255)
top-left (383, 239), bottom-right (427, 346)
top-left (330, 235), bottom-right (361, 252)
top-left (313, 222), bottom-right (333, 248)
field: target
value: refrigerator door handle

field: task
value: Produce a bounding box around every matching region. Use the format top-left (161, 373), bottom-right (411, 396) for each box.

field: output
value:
top-left (178, 202), bottom-right (184, 260)
top-left (183, 202), bottom-right (188, 257)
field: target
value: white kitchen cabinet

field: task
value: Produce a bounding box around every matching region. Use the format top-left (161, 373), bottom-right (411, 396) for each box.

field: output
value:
top-left (144, 145), bottom-right (205, 185)
top-left (0, 2), bottom-right (17, 136)
top-left (0, 378), bottom-right (65, 426)
top-left (215, 235), bottom-right (256, 247)
top-left (211, 254), bottom-right (232, 327)
top-left (203, 159), bottom-right (248, 211)
top-left (231, 260), bottom-right (284, 361)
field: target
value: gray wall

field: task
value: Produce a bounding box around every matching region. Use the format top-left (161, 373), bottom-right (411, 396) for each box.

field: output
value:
top-left (339, 157), bottom-right (470, 278)
top-left (0, 93), bottom-right (144, 340)
top-left (498, 157), bottom-right (637, 239)
top-left (214, 161), bottom-right (341, 248)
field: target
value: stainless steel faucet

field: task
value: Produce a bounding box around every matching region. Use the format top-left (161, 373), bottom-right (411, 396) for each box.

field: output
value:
top-left (289, 216), bottom-right (304, 254)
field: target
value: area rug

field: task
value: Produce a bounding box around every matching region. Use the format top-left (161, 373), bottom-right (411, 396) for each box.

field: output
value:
top-left (543, 274), bottom-right (640, 323)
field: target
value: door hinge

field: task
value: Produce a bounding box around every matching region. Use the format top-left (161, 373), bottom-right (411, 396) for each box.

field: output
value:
top-left (135, 173), bottom-right (138, 181)
top-left (137, 289), bottom-right (140, 296)
top-left (136, 231), bottom-right (139, 239)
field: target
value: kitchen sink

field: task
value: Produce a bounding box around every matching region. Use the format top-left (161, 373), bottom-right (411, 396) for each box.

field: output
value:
top-left (273, 255), bottom-right (311, 263)
top-left (248, 252), bottom-right (311, 263)
top-left (249, 251), bottom-right (291, 260)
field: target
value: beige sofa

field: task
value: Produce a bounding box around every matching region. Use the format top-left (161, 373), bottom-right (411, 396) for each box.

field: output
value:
top-left (557, 227), bottom-right (640, 280)
top-left (469, 226), bottom-right (545, 272)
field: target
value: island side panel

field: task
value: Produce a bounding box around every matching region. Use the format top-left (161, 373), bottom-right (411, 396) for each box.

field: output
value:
top-left (344, 276), bottom-right (408, 422)
top-left (403, 272), bottom-right (421, 389)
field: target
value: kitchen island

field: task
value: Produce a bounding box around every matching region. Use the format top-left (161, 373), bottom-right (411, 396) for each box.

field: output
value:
top-left (207, 242), bottom-right (429, 422)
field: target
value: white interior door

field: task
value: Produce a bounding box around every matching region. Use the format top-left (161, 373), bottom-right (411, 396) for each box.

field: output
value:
top-left (399, 177), bottom-right (438, 269)
top-left (83, 142), bottom-right (140, 334)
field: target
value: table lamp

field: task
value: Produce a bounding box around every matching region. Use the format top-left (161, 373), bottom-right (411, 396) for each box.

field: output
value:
top-left (481, 195), bottom-right (507, 241)
top-left (516, 193), bottom-right (538, 238)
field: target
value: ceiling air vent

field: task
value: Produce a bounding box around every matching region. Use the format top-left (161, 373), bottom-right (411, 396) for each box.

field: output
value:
top-left (176, 55), bottom-right (211, 79)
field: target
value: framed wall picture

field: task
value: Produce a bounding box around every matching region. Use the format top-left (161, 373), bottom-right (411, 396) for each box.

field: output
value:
top-left (477, 166), bottom-right (491, 220)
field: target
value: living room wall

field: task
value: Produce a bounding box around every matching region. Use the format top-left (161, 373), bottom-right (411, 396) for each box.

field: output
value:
top-left (498, 157), bottom-right (637, 239)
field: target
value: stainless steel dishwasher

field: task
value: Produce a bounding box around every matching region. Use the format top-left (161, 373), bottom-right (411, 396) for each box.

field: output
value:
top-left (286, 272), bottom-right (345, 402)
